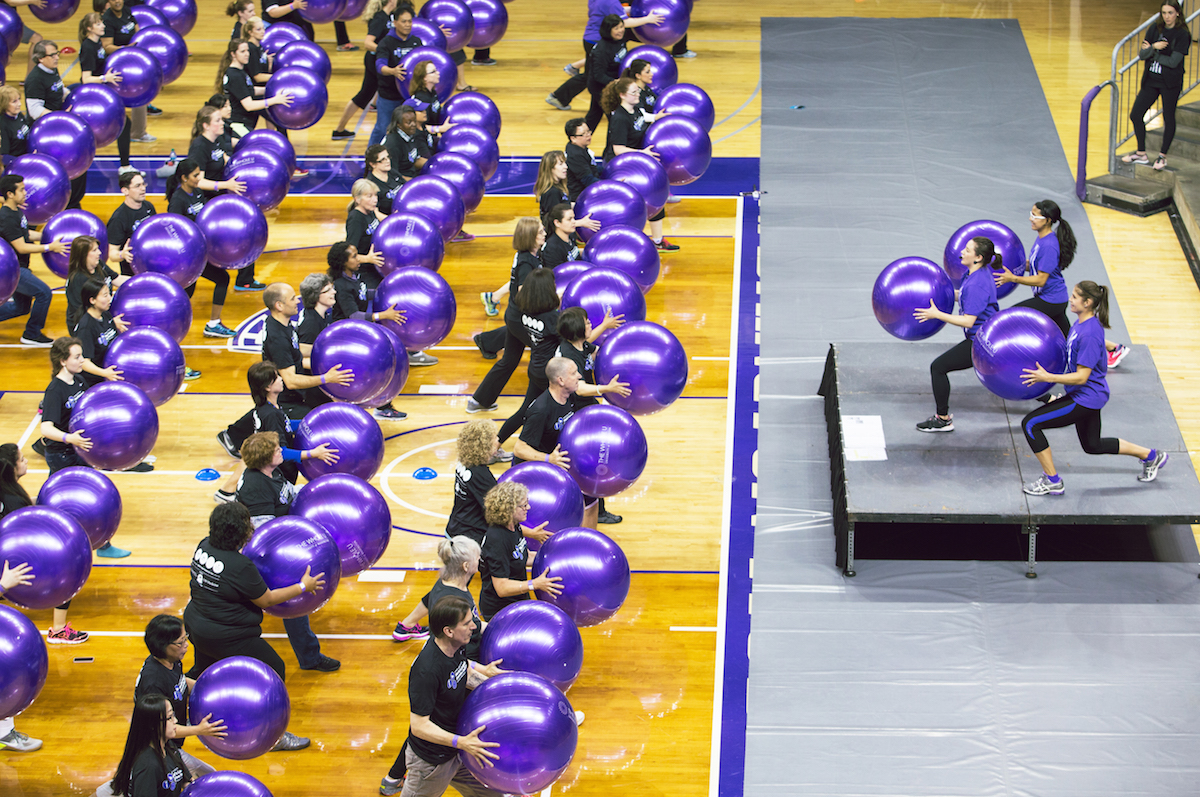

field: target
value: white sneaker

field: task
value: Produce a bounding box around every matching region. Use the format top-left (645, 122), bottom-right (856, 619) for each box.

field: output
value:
top-left (574, 710), bottom-right (584, 726)
top-left (0, 729), bottom-right (42, 752)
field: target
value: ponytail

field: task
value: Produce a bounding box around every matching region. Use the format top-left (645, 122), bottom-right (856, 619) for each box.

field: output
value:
top-left (1075, 281), bottom-right (1110, 328)
top-left (601, 77), bottom-right (635, 115)
top-left (216, 40), bottom-right (245, 93)
top-left (1034, 199), bottom-right (1077, 270)
top-left (970, 236), bottom-right (1002, 271)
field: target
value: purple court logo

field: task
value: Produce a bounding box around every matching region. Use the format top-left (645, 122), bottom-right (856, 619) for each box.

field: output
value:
top-left (230, 308), bottom-right (271, 354)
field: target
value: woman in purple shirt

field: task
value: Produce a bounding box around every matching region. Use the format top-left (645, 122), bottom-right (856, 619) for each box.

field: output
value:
top-left (1018, 281), bottom-right (1168, 495)
top-left (912, 236), bottom-right (1000, 432)
top-left (994, 200), bottom-right (1076, 336)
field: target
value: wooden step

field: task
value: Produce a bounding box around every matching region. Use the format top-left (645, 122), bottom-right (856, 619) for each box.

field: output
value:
top-left (1084, 174), bottom-right (1173, 216)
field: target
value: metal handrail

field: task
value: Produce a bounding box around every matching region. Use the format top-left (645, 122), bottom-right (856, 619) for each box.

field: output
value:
top-left (1108, 5), bottom-right (1200, 172)
top-left (1079, 80), bottom-right (1117, 201)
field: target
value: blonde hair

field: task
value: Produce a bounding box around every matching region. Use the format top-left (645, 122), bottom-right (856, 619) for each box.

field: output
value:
top-left (457, 420), bottom-right (497, 468)
top-left (0, 85), bottom-right (21, 113)
top-left (484, 481), bottom-right (528, 527)
top-left (438, 536), bottom-right (481, 581)
top-left (349, 178), bottom-right (379, 212)
top-left (240, 431), bottom-right (279, 470)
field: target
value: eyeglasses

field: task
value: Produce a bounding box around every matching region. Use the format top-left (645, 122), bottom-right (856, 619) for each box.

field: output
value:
top-left (170, 635), bottom-right (189, 647)
top-left (1029, 212), bottom-right (1046, 221)
top-left (42, 52), bottom-right (59, 59)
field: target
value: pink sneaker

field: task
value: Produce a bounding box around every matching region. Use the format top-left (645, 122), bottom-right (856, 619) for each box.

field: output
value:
top-left (1107, 344), bottom-right (1129, 368)
top-left (47, 623), bottom-right (89, 645)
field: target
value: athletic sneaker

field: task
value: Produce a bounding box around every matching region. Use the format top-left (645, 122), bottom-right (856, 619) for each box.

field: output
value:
top-left (408, 351), bottom-right (438, 366)
top-left (1138, 450), bottom-right (1169, 482)
top-left (235, 281), bottom-right (267, 292)
top-left (563, 64), bottom-right (580, 76)
top-left (473, 333), bottom-right (497, 359)
top-left (1107, 344), bottom-right (1129, 368)
top-left (337, 43), bottom-right (360, 51)
top-left (131, 133), bottom-right (157, 143)
top-left (118, 164), bottom-right (142, 176)
top-left (488, 449), bottom-right (513, 465)
top-left (545, 94), bottom-right (571, 111)
top-left (472, 57), bottom-right (497, 66)
top-left (269, 731), bottom-right (310, 752)
top-left (598, 510), bottom-right (623, 524)
top-left (299, 655), bottom-right (341, 672)
top-left (292, 168), bottom-right (310, 179)
top-left (393, 622), bottom-right (430, 642)
top-left (1023, 474), bottom-right (1065, 496)
top-left (47, 623), bottom-right (89, 644)
top-left (20, 331), bottom-right (53, 346)
top-left (374, 406), bottom-right (408, 420)
top-left (204, 321), bottom-right (236, 338)
top-left (466, 398), bottom-right (498, 413)
top-left (480, 291), bottom-right (499, 316)
top-left (124, 462), bottom-right (154, 473)
top-left (380, 776), bottom-right (404, 796)
top-left (97, 542), bottom-right (132, 558)
top-left (184, 368), bottom-right (202, 381)
top-left (674, 50), bottom-right (698, 58)
top-left (217, 430), bottom-right (241, 458)
top-left (654, 237), bottom-right (680, 251)
top-left (916, 415), bottom-right (954, 432)
top-left (450, 229), bottom-right (475, 243)
top-left (214, 489), bottom-right (236, 503)
top-left (332, 129), bottom-right (356, 139)
top-left (0, 729), bottom-right (42, 752)
top-left (146, 104), bottom-right (163, 116)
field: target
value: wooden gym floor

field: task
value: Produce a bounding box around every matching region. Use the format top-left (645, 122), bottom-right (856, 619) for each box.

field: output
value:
top-left (1, 1), bottom-right (1199, 795)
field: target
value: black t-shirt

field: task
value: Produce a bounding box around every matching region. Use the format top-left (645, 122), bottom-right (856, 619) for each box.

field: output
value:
top-left (405, 640), bottom-right (470, 766)
top-left (107, 201), bottom-right (157, 249)
top-left (293, 305), bottom-right (328, 407)
top-left (385, 128), bottom-right (421, 179)
top-left (127, 746), bottom-right (190, 797)
top-left (134, 656), bottom-right (189, 750)
top-left (414, 127), bottom-right (436, 159)
top-left (565, 142), bottom-right (602, 201)
top-left (188, 135), bottom-right (231, 184)
top-left (224, 66), bottom-right (258, 128)
top-left (518, 390), bottom-right (589, 463)
top-left (604, 105), bottom-right (648, 161)
top-left (523, 308), bottom-right (561, 379)
top-left (1144, 23), bottom-right (1192, 88)
top-left (67, 265), bottom-right (119, 333)
top-left (0, 112), bottom-right (30, 157)
top-left (79, 38), bottom-right (108, 77)
top-left (445, 463), bottom-right (495, 544)
top-left (345, 207), bottom-right (379, 254)
top-left (231, 20), bottom-right (243, 39)
top-left (541, 233), bottom-right (581, 270)
top-left (508, 251), bottom-right (542, 298)
top-left (637, 83), bottom-right (659, 117)
top-left (558, 340), bottom-right (599, 407)
top-left (413, 88), bottom-right (444, 127)
top-left (264, 0), bottom-right (305, 27)
top-left (1, 491), bottom-right (29, 518)
top-left (374, 33), bottom-right (405, 102)
top-left (102, 7), bottom-right (137, 46)
top-left (588, 38), bottom-right (626, 91)
top-left (262, 315), bottom-right (306, 406)
top-left (25, 66), bottom-right (65, 112)
top-left (185, 536), bottom-right (269, 632)
top-left (366, 9), bottom-right (392, 47)
top-left (0, 205), bottom-right (31, 269)
top-left (236, 467), bottom-right (294, 518)
top-left (42, 374), bottom-right (88, 455)
top-left (167, 187), bottom-right (205, 221)
top-left (539, 186), bottom-right (570, 221)
top-left (332, 272), bottom-right (371, 320)
top-left (76, 311), bottom-right (119, 386)
top-left (246, 41), bottom-right (270, 81)
top-left (421, 581), bottom-right (481, 660)
top-left (226, 401), bottom-right (293, 451)
top-left (479, 524), bottom-right (528, 620)
top-left (367, 170), bottom-right (404, 215)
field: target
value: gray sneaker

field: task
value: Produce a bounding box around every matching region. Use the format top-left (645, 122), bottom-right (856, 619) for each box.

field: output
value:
top-left (466, 398), bottom-right (498, 414)
top-left (270, 731), bottom-right (310, 752)
top-left (0, 729), bottom-right (43, 752)
top-left (545, 94), bottom-right (571, 111)
top-left (1023, 474), bottom-right (1064, 496)
top-left (380, 776), bottom-right (404, 796)
top-left (488, 449), bottom-right (513, 464)
top-left (408, 351), bottom-right (438, 366)
top-left (1138, 450), bottom-right (1169, 482)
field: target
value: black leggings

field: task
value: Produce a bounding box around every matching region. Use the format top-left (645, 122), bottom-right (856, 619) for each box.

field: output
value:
top-left (584, 84), bottom-right (605, 135)
top-left (1130, 83), bottom-right (1181, 154)
top-left (551, 41), bottom-right (593, 106)
top-left (472, 314), bottom-right (528, 406)
top-left (185, 264), bottom-right (230, 307)
top-left (186, 626), bottom-right (287, 682)
top-left (930, 338), bottom-right (974, 417)
top-left (1013, 295), bottom-right (1070, 337)
top-left (350, 54), bottom-right (379, 110)
top-left (1021, 396), bottom-right (1119, 456)
top-left (118, 116), bottom-right (131, 167)
top-left (497, 371), bottom-right (548, 444)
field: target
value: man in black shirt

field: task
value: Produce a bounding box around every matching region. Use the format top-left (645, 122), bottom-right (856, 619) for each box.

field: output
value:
top-left (105, 170), bottom-right (154, 275)
top-left (24, 40), bottom-right (67, 118)
top-left (0, 174), bottom-right (66, 344)
top-left (379, 595), bottom-right (504, 797)
top-left (261, 282), bottom-right (353, 419)
top-left (564, 118), bottom-right (602, 201)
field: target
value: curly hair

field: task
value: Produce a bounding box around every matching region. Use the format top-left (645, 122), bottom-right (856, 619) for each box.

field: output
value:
top-left (240, 431), bottom-right (279, 470)
top-left (601, 76), bottom-right (637, 115)
top-left (457, 420), bottom-right (497, 468)
top-left (208, 502), bottom-right (254, 551)
top-left (484, 481), bottom-right (528, 527)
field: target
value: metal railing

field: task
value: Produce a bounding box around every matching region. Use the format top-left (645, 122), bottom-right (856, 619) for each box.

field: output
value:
top-left (1108, 4), bottom-right (1200, 172)
top-left (1078, 80), bottom-right (1116, 201)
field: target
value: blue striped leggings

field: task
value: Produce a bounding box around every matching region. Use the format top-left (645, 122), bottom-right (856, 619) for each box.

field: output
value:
top-left (1021, 396), bottom-right (1119, 455)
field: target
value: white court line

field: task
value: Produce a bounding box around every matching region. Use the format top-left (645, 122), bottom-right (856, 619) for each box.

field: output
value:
top-left (16, 413), bottom-right (40, 449)
top-left (378, 440), bottom-right (456, 520)
top-left (356, 570), bottom-right (407, 583)
top-left (670, 626), bottom-right (719, 632)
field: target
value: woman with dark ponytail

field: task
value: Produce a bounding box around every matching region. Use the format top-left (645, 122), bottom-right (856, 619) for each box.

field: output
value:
top-left (1121, 1), bottom-right (1190, 171)
top-left (995, 199), bottom-right (1077, 335)
top-left (1017, 281), bottom-right (1169, 495)
top-left (912, 236), bottom-right (1000, 432)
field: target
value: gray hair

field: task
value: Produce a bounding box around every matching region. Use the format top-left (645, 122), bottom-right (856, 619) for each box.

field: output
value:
top-left (438, 535), bottom-right (481, 581)
top-left (299, 272), bottom-right (332, 309)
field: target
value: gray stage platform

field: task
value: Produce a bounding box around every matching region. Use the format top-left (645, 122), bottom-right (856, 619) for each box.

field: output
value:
top-left (822, 342), bottom-right (1200, 576)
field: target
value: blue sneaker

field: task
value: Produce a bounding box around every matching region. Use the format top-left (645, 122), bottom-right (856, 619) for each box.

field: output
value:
top-left (96, 542), bottom-right (132, 558)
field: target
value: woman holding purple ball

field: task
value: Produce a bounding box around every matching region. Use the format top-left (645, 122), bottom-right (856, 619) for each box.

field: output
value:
top-left (993, 200), bottom-right (1076, 337)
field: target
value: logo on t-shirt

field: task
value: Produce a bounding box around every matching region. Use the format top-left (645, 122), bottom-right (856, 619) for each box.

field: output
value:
top-left (162, 766), bottom-right (186, 792)
top-left (512, 537), bottom-right (528, 560)
top-left (64, 388), bottom-right (84, 409)
top-left (447, 659), bottom-right (468, 690)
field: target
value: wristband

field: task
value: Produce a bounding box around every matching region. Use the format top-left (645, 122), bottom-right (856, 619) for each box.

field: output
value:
top-left (451, 735), bottom-right (459, 748)
top-left (321, 375), bottom-right (327, 385)
top-left (298, 582), bottom-right (306, 593)
top-left (0, 585), bottom-right (7, 596)
top-left (545, 453), bottom-right (549, 462)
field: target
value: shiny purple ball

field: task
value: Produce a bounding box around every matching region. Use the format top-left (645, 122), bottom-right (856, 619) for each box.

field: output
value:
top-left (872, 256), bottom-right (955, 341)
top-left (298, 0), bottom-right (347, 24)
top-left (36, 467), bottom-right (122, 550)
top-left (531, 526), bottom-right (631, 626)
top-left (620, 45), bottom-right (677, 91)
top-left (574, 181), bottom-right (648, 244)
top-left (187, 772), bottom-right (274, 797)
top-left (107, 47), bottom-right (164, 108)
top-left (360, 325), bottom-right (409, 408)
top-left (0, 605), bottom-right (48, 720)
top-left (109, 272), bottom-right (193, 343)
top-left (972, 307), bottom-right (1069, 402)
top-left (0, 5), bottom-right (20, 53)
top-left (644, 115), bottom-right (712, 186)
top-left (560, 265), bottom-right (646, 346)
top-left (480, 602), bottom-right (583, 691)
top-left (234, 130), bottom-right (297, 174)
top-left (104, 326), bottom-right (187, 407)
top-left (64, 84), bottom-right (126, 148)
top-left (8, 154), bottom-right (69, 225)
top-left (395, 175), bottom-right (466, 242)
top-left (497, 461), bottom-right (585, 552)
top-left (276, 40), bottom-right (333, 84)
top-left (30, 0), bottom-right (79, 24)
top-left (260, 22), bottom-right (307, 55)
top-left (40, 209), bottom-right (108, 279)
top-left (443, 91), bottom-right (501, 138)
top-left (129, 24), bottom-right (188, 85)
top-left (292, 474), bottom-right (393, 576)
top-left (465, 0), bottom-right (508, 48)
top-left (295, 403), bottom-right (385, 481)
top-left (69, 382), bottom-right (160, 472)
top-left (422, 151), bottom-right (486, 212)
top-left (189, 656), bottom-right (290, 760)
top-left (373, 212), bottom-right (446, 274)
top-left (266, 67), bottom-right (329, 130)
top-left (0, 244), bottom-right (17, 305)
top-left (630, 0), bottom-right (689, 48)
top-left (130, 213), bottom-right (210, 288)
top-left (225, 148), bottom-right (290, 211)
top-left (436, 123), bottom-right (499, 181)
top-left (373, 266), bottom-right (457, 350)
top-left (397, 46), bottom-right (459, 101)
top-left (558, 404), bottom-right (648, 497)
top-left (410, 18), bottom-right (448, 50)
top-left (196, 195), bottom-right (269, 271)
top-left (582, 225), bottom-right (660, 293)
top-left (942, 219), bottom-right (1026, 296)
top-left (603, 152), bottom-right (670, 217)
top-left (129, 5), bottom-right (170, 30)
top-left (311, 319), bottom-right (396, 404)
top-left (29, 112), bottom-right (95, 179)
top-left (418, 0), bottom-right (475, 52)
top-left (147, 0), bottom-right (198, 35)
top-left (0, 507), bottom-right (92, 610)
top-left (594, 321), bottom-right (688, 415)
top-left (243, 517), bottom-right (342, 619)
top-left (657, 82), bottom-right (715, 131)
top-left (338, 0), bottom-right (369, 20)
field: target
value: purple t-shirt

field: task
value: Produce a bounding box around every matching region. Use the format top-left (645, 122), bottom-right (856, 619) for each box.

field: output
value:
top-left (583, 0), bottom-right (627, 42)
top-left (958, 266), bottom-right (999, 340)
top-left (1029, 234), bottom-right (1068, 304)
top-left (1064, 315), bottom-right (1109, 409)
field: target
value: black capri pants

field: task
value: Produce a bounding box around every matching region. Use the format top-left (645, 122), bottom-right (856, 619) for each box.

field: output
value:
top-left (185, 622), bottom-right (287, 682)
top-left (930, 338), bottom-right (974, 417)
top-left (350, 53), bottom-right (379, 109)
top-left (1013, 295), bottom-right (1070, 337)
top-left (1021, 396), bottom-right (1119, 456)
top-left (1130, 83), bottom-right (1182, 154)
top-left (185, 265), bottom-right (231, 306)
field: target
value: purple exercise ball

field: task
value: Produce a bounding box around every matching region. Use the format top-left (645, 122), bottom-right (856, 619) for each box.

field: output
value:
top-left (9, 154), bottom-right (69, 225)
top-left (225, 148), bottom-right (290, 211)
top-left (373, 211), bottom-right (446, 274)
top-left (130, 213), bottom-right (209, 288)
top-left (620, 46), bottom-right (677, 91)
top-left (234, 130), bottom-right (297, 174)
top-left (497, 461), bottom-right (585, 552)
top-left (129, 5), bottom-right (170, 30)
top-left (972, 307), bottom-right (1069, 402)
top-left (560, 265), bottom-right (646, 345)
top-left (292, 474), bottom-right (393, 576)
top-left (261, 21), bottom-right (307, 55)
top-left (531, 526), bottom-right (631, 627)
top-left (36, 467), bottom-right (122, 550)
top-left (359, 325), bottom-right (409, 408)
top-left (339, 0), bottom-right (370, 20)
top-left (644, 115), bottom-right (711, 186)
top-left (277, 40), bottom-right (333, 85)
top-left (243, 517), bottom-right (342, 619)
top-left (943, 219), bottom-right (1026, 296)
top-left (64, 84), bottom-right (126, 148)
top-left (299, 0), bottom-right (347, 24)
top-left (630, 0), bottom-right (689, 48)
top-left (395, 175), bottom-right (466, 242)
top-left (657, 82), bottom-right (715, 131)
top-left (443, 91), bottom-right (501, 138)
top-left (109, 272), bottom-right (193, 343)
top-left (373, 266), bottom-right (457, 349)
top-left (311, 319), bottom-right (396, 404)
top-left (295, 402), bottom-right (385, 481)
top-left (558, 404), bottom-right (648, 497)
top-left (104, 326), bottom-right (187, 407)
top-left (465, 0), bottom-right (507, 48)
top-left (107, 47), bottom-right (164, 108)
top-left (0, 243), bottom-right (17, 305)
top-left (419, 0), bottom-right (475, 52)
top-left (480, 602), bottom-right (584, 692)
top-left (595, 321), bottom-right (688, 415)
top-left (69, 382), bottom-right (160, 472)
top-left (574, 181), bottom-right (648, 244)
top-left (456, 672), bottom-right (577, 794)
top-left (30, 0), bottom-right (79, 24)
top-left (604, 152), bottom-right (670, 217)
top-left (40, 210), bottom-right (108, 279)
top-left (0, 507), bottom-right (92, 611)
top-left (422, 151), bottom-right (485, 212)
top-left (0, 5), bottom-right (20, 53)
top-left (196, 195), bottom-right (269, 271)
top-left (187, 772), bottom-right (274, 797)
top-left (129, 24), bottom-right (189, 85)
top-left (147, 0), bottom-right (198, 35)
top-left (552, 261), bottom-right (592, 296)
top-left (436, 123), bottom-right (498, 181)
top-left (0, 605), bottom-right (48, 720)
top-left (872, 256), bottom-right (955, 341)
top-left (397, 46), bottom-right (459, 101)
top-left (29, 112), bottom-right (95, 180)
top-left (266, 67), bottom-right (329, 130)
top-left (189, 656), bottom-right (289, 760)
top-left (410, 17), bottom-right (448, 50)
top-left (583, 225), bottom-right (660, 293)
